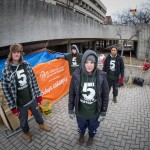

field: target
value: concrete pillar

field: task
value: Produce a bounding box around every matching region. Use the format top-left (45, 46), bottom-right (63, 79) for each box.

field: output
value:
top-left (113, 40), bottom-right (116, 44)
top-left (102, 40), bottom-right (104, 48)
top-left (113, 40), bottom-right (115, 44)
top-left (93, 41), bottom-right (97, 51)
top-left (67, 40), bottom-right (71, 53)
top-left (101, 40), bottom-right (103, 48)
top-left (88, 42), bottom-right (90, 49)
top-left (79, 43), bottom-right (83, 53)
top-left (109, 40), bottom-right (112, 46)
top-left (116, 40), bottom-right (118, 44)
top-left (107, 40), bottom-right (110, 47)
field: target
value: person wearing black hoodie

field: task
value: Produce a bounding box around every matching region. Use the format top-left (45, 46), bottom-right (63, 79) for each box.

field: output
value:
top-left (64, 44), bottom-right (83, 75)
top-left (68, 50), bottom-right (109, 146)
top-left (103, 46), bottom-right (124, 103)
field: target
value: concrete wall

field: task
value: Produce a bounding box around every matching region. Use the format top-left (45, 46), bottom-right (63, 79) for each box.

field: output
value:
top-left (98, 64), bottom-right (150, 85)
top-left (0, 0), bottom-right (137, 48)
top-left (0, 0), bottom-right (150, 60)
top-left (137, 24), bottom-right (150, 60)
top-left (125, 65), bottom-right (150, 85)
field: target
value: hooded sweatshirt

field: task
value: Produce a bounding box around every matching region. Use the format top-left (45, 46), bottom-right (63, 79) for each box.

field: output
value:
top-left (108, 54), bottom-right (117, 80)
top-left (77, 50), bottom-right (100, 119)
top-left (65, 44), bottom-right (82, 75)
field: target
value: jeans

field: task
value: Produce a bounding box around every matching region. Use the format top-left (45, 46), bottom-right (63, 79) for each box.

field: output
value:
top-left (76, 116), bottom-right (99, 137)
top-left (107, 78), bottom-right (119, 97)
top-left (18, 100), bottom-right (44, 133)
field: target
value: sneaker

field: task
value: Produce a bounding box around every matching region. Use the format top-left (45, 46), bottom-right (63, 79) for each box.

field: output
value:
top-left (87, 136), bottom-right (93, 146)
top-left (113, 96), bottom-right (117, 103)
top-left (39, 124), bottom-right (52, 132)
top-left (78, 134), bottom-right (84, 145)
top-left (24, 132), bottom-right (32, 143)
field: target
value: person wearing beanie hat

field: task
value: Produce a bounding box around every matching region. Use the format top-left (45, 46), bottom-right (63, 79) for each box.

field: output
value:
top-left (86, 55), bottom-right (96, 63)
top-left (103, 46), bottom-right (124, 103)
top-left (64, 44), bottom-right (83, 75)
top-left (1, 43), bottom-right (51, 143)
top-left (68, 50), bottom-right (109, 146)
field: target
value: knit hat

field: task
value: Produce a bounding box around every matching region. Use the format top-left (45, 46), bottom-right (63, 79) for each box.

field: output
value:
top-left (86, 55), bottom-right (96, 63)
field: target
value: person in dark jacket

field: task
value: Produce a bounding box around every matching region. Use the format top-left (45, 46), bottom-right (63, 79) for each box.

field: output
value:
top-left (68, 50), bottom-right (109, 146)
top-left (65, 44), bottom-right (83, 75)
top-left (103, 46), bottom-right (124, 103)
top-left (1, 43), bottom-right (51, 143)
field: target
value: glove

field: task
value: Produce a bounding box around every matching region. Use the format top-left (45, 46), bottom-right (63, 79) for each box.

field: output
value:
top-left (100, 112), bottom-right (106, 117)
top-left (69, 114), bottom-right (75, 119)
top-left (69, 111), bottom-right (76, 119)
top-left (11, 108), bottom-right (20, 116)
top-left (36, 96), bottom-right (42, 105)
top-left (98, 112), bottom-right (106, 122)
top-left (119, 76), bottom-right (124, 85)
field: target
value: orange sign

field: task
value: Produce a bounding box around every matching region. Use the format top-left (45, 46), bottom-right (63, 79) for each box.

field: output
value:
top-left (33, 59), bottom-right (71, 104)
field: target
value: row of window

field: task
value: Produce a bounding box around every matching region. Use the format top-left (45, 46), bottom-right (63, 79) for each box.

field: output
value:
top-left (81, 1), bottom-right (105, 20)
top-left (55, 0), bottom-right (106, 21)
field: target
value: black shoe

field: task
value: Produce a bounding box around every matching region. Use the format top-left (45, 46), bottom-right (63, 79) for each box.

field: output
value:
top-left (87, 136), bottom-right (93, 146)
top-left (78, 134), bottom-right (84, 145)
top-left (113, 96), bottom-right (117, 103)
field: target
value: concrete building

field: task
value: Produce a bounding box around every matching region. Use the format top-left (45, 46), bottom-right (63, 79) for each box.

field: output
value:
top-left (0, 0), bottom-right (150, 60)
top-left (45, 0), bottom-right (107, 23)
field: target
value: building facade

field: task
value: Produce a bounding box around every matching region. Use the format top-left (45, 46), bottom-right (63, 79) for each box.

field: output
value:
top-left (45, 0), bottom-right (107, 23)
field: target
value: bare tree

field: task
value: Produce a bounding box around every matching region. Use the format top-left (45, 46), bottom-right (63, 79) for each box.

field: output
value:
top-left (113, 8), bottom-right (150, 25)
top-left (113, 7), bottom-right (150, 57)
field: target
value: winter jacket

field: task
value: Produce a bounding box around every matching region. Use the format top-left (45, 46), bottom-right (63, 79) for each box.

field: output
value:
top-left (103, 54), bottom-right (124, 78)
top-left (68, 50), bottom-right (109, 115)
top-left (1, 61), bottom-right (41, 109)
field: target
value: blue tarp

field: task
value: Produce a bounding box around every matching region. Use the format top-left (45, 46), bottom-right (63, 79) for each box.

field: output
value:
top-left (0, 50), bottom-right (64, 81)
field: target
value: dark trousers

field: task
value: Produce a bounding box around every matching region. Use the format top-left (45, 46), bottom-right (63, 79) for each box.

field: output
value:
top-left (18, 100), bottom-right (44, 133)
top-left (76, 116), bottom-right (99, 137)
top-left (107, 78), bottom-right (119, 97)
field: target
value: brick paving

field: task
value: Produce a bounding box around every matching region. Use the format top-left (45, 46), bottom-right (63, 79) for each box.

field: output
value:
top-left (0, 85), bottom-right (150, 150)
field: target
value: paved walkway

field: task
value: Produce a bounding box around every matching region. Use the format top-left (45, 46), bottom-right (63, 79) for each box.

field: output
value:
top-left (0, 85), bottom-right (150, 150)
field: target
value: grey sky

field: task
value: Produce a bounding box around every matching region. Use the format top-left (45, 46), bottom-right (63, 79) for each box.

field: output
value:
top-left (100, 0), bottom-right (150, 17)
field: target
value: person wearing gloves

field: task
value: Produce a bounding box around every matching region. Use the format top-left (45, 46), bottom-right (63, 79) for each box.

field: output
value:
top-left (1, 43), bottom-right (51, 143)
top-left (64, 44), bottom-right (83, 75)
top-left (103, 46), bottom-right (124, 103)
top-left (68, 50), bottom-right (109, 146)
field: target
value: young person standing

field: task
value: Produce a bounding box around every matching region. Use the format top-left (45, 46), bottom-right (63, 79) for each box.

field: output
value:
top-left (1, 43), bottom-right (51, 143)
top-left (65, 44), bottom-right (83, 75)
top-left (103, 46), bottom-right (124, 103)
top-left (68, 50), bottom-right (109, 146)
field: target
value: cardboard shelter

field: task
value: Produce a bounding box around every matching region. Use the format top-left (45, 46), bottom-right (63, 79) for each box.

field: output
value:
top-left (0, 84), bottom-right (20, 132)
